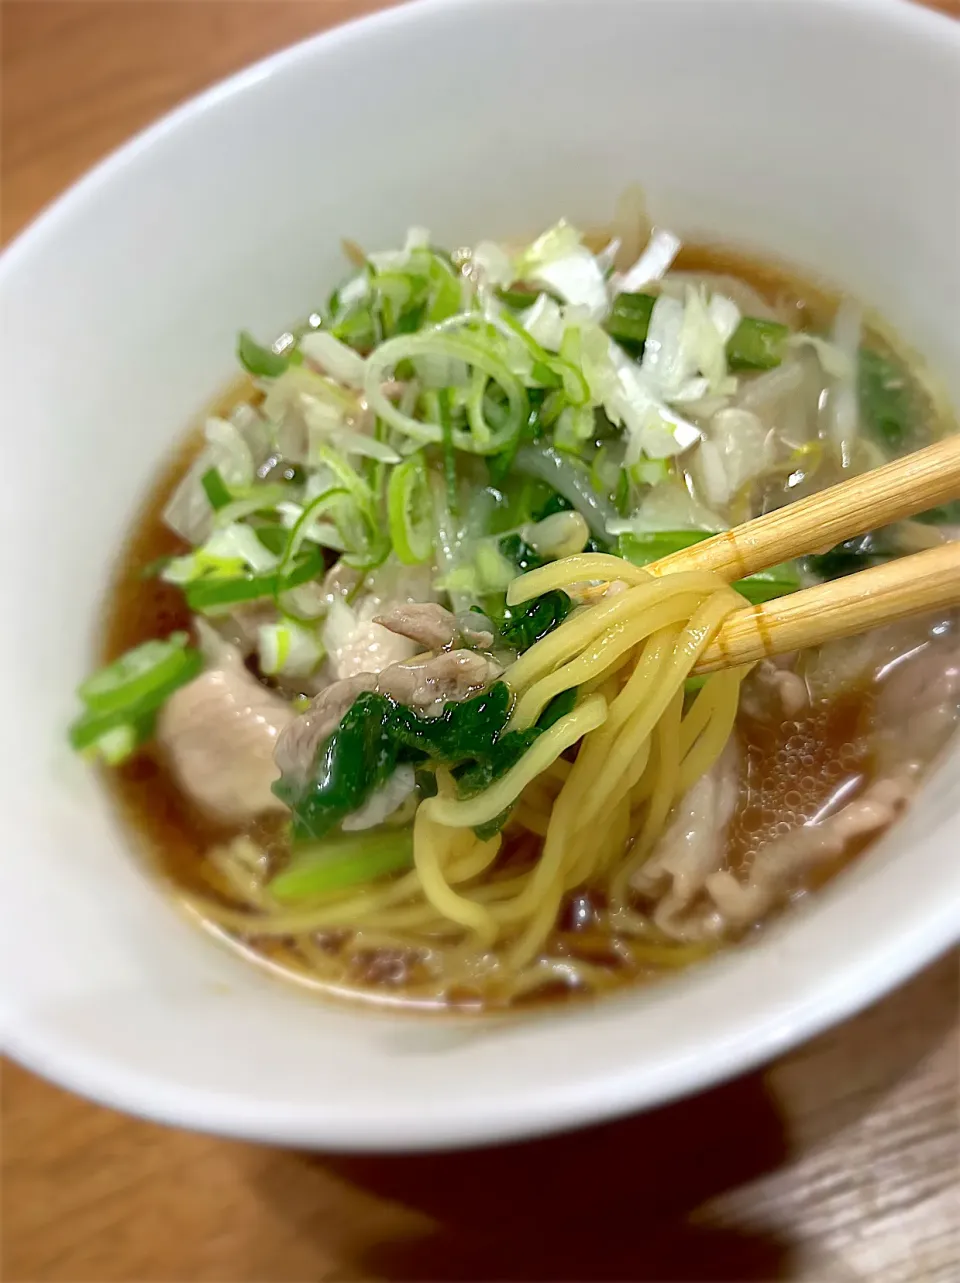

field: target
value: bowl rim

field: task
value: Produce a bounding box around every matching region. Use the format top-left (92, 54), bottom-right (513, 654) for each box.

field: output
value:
top-left (2, 0), bottom-right (959, 1152)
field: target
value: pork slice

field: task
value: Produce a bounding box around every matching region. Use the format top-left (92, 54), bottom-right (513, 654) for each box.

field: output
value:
top-left (273, 672), bottom-right (378, 786)
top-left (157, 644), bottom-right (294, 822)
top-left (374, 602), bottom-right (461, 651)
top-left (274, 650), bottom-right (503, 786)
top-left (704, 774), bottom-right (914, 932)
top-left (875, 637), bottom-right (960, 771)
top-left (376, 650), bottom-right (502, 716)
top-left (630, 737), bottom-right (740, 938)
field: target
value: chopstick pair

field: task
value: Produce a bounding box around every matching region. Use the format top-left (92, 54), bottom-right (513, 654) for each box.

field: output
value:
top-left (641, 435), bottom-right (960, 675)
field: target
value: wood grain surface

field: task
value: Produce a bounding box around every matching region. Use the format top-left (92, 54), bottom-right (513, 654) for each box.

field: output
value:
top-left (2, 4), bottom-right (959, 1282)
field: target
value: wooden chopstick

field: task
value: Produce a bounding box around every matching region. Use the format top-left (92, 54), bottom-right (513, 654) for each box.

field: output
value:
top-left (646, 435), bottom-right (960, 583)
top-left (692, 542), bottom-right (960, 675)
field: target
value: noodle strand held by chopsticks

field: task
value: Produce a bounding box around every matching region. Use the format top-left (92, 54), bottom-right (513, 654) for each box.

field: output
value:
top-left (190, 560), bottom-right (747, 1001)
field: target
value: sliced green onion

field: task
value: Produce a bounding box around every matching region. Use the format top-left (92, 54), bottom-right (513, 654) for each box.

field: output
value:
top-left (425, 256), bottom-right (462, 323)
top-left (237, 331), bottom-right (291, 378)
top-left (78, 633), bottom-right (199, 716)
top-left (726, 318), bottom-right (790, 371)
top-left (365, 332), bottom-right (528, 455)
top-left (605, 292), bottom-right (656, 350)
top-left (387, 454), bottom-right (433, 564)
top-left (69, 706), bottom-right (152, 759)
top-left (201, 467), bottom-right (232, 511)
top-left (437, 388), bottom-right (459, 515)
top-left (258, 620), bottom-right (325, 679)
top-left (185, 545), bottom-right (325, 614)
top-left (213, 484), bottom-right (291, 528)
top-left (269, 828), bottom-right (414, 902)
top-left (530, 359), bottom-right (563, 388)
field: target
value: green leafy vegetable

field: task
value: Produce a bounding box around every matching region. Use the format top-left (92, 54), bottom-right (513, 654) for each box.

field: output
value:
top-left (858, 347), bottom-right (916, 451)
top-left (536, 686), bottom-right (577, 730)
top-left (269, 829), bottom-right (414, 902)
top-left (532, 491), bottom-right (574, 521)
top-left (237, 331), bottom-right (293, 378)
top-left (498, 532), bottom-right (546, 574)
top-left (274, 684), bottom-right (516, 843)
top-left (733, 563), bottom-right (802, 604)
top-left (201, 467), bottom-right (233, 511)
top-left (496, 286), bottom-right (541, 311)
top-left (804, 530), bottom-right (899, 580)
top-left (915, 500), bottom-right (960, 526)
top-left (496, 590), bottom-right (572, 650)
top-left (273, 673), bottom-right (587, 850)
top-left (618, 531), bottom-right (710, 564)
top-left (619, 531), bottom-right (799, 603)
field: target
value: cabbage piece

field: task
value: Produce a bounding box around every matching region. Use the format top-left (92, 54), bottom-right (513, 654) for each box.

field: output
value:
top-left (258, 619), bottom-right (325, 679)
top-left (367, 226), bottom-right (431, 272)
top-left (162, 523), bottom-right (279, 584)
top-left (162, 415), bottom-right (259, 545)
top-left (472, 241), bottom-right (515, 289)
top-left (617, 227), bottom-right (682, 293)
top-left (640, 287), bottom-right (740, 401)
top-left (523, 294), bottom-right (565, 351)
top-left (516, 220), bottom-right (610, 321)
top-left (607, 478), bottom-right (725, 536)
top-left (299, 330), bottom-right (367, 388)
top-left (689, 408), bottom-right (769, 508)
top-left (606, 344), bottom-right (703, 462)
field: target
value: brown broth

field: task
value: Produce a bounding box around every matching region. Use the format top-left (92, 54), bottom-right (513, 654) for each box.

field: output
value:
top-left (97, 245), bottom-right (945, 1011)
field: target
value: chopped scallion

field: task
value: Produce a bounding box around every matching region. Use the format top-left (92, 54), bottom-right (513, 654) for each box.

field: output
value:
top-left (269, 829), bottom-right (415, 902)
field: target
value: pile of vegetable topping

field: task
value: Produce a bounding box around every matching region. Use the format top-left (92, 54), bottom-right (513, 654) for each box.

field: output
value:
top-left (69, 214), bottom-right (953, 899)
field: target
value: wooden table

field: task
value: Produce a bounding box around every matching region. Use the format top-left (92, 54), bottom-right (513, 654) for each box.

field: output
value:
top-left (3, 4), bottom-right (958, 1280)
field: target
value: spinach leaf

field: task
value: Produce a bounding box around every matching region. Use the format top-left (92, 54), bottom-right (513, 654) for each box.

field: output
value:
top-left (859, 348), bottom-right (916, 451)
top-left (497, 590), bottom-right (572, 650)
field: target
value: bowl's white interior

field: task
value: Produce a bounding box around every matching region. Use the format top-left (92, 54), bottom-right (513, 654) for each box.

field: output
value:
top-left (1, 0), bottom-right (958, 1150)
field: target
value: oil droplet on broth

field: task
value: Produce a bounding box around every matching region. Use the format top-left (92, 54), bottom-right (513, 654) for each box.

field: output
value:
top-left (728, 689), bottom-right (875, 872)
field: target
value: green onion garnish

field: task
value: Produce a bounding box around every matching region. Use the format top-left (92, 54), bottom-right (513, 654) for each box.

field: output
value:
top-left (269, 829), bottom-right (415, 902)
top-left (725, 317), bottom-right (790, 371)
top-left (387, 453), bottom-right (433, 565)
top-left (69, 633), bottom-right (203, 763)
top-left (201, 467), bottom-right (233, 511)
top-left (237, 331), bottom-right (291, 378)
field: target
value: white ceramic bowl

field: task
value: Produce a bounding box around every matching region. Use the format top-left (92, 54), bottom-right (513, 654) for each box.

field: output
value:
top-left (2, 0), bottom-right (959, 1152)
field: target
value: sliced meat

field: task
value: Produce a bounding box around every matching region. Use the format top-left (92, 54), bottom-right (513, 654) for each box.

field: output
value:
top-left (458, 613), bottom-right (496, 650)
top-left (704, 774), bottom-right (914, 932)
top-left (374, 602), bottom-right (461, 651)
top-left (273, 672), bottom-right (378, 786)
top-left (323, 595), bottom-right (419, 681)
top-left (274, 651), bottom-right (503, 784)
top-left (376, 650), bottom-right (502, 715)
top-left (742, 658), bottom-right (808, 720)
top-left (157, 643), bottom-right (294, 822)
top-left (630, 737), bottom-right (740, 937)
top-left (874, 635), bottom-right (960, 771)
